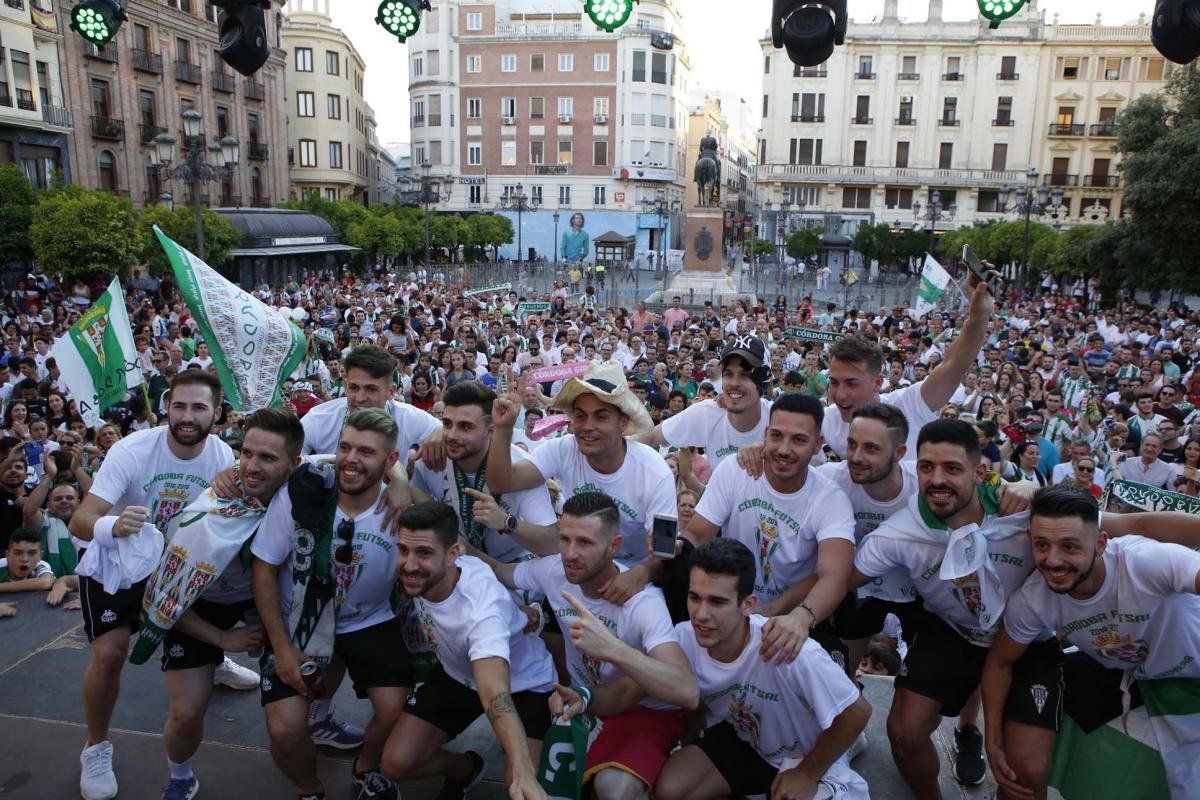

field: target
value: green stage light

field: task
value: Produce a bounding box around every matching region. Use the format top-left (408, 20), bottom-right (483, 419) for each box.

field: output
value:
top-left (69, 0), bottom-right (125, 46)
top-left (376, 0), bottom-right (429, 42)
top-left (586, 0), bottom-right (637, 32)
top-left (977, 0), bottom-right (1028, 28)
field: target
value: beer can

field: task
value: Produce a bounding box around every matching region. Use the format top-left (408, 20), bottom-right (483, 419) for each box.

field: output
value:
top-left (299, 661), bottom-right (326, 698)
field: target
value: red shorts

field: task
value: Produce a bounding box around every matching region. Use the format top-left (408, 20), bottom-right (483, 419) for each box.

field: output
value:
top-left (584, 705), bottom-right (687, 787)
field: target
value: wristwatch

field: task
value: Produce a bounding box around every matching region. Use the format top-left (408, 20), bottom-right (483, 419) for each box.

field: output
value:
top-left (502, 514), bottom-right (518, 533)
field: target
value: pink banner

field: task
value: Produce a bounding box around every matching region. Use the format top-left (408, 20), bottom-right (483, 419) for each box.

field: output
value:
top-left (530, 415), bottom-right (570, 440)
top-left (527, 361), bottom-right (591, 384)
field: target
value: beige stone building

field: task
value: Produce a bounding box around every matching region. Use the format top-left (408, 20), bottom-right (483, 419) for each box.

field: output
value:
top-left (54, 0), bottom-right (287, 208)
top-left (281, 0), bottom-right (372, 204)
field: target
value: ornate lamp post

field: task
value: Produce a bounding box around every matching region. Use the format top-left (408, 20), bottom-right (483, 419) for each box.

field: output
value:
top-left (552, 210), bottom-right (560, 266)
top-left (641, 188), bottom-right (681, 292)
top-left (998, 167), bottom-right (1064, 289)
top-left (153, 110), bottom-right (238, 261)
top-left (499, 183), bottom-right (539, 264)
top-left (912, 189), bottom-right (956, 256)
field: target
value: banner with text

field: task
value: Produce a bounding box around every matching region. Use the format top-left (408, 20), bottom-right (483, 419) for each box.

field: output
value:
top-left (784, 327), bottom-right (844, 344)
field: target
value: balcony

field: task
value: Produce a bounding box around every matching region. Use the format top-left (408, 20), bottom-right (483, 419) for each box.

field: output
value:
top-left (41, 104), bottom-right (71, 127)
top-left (140, 123), bottom-right (167, 144)
top-left (1090, 121), bottom-right (1117, 137)
top-left (15, 89), bottom-right (34, 111)
top-left (898, 72), bottom-right (920, 80)
top-left (0, 94), bottom-right (9, 107)
top-left (412, 115), bottom-right (426, 127)
top-left (791, 114), bottom-right (825, 123)
top-left (793, 67), bottom-right (827, 78)
top-left (131, 48), bottom-right (162, 74)
top-left (939, 117), bottom-right (960, 127)
top-left (942, 72), bottom-right (964, 81)
top-left (1043, 173), bottom-right (1078, 187)
top-left (175, 60), bottom-right (201, 84)
top-left (85, 41), bottom-right (119, 63)
top-left (245, 80), bottom-right (265, 101)
top-left (851, 116), bottom-right (873, 124)
top-left (247, 141), bottom-right (269, 160)
top-left (91, 116), bottom-right (124, 141)
top-left (212, 70), bottom-right (235, 93)
top-left (855, 71), bottom-right (876, 79)
top-left (251, 197), bottom-right (271, 208)
top-left (997, 71), bottom-right (1020, 80)
top-left (993, 117), bottom-right (1015, 127)
top-left (755, 163), bottom-right (1029, 189)
top-left (1083, 174), bottom-right (1120, 188)
top-left (1049, 123), bottom-right (1084, 136)
top-left (219, 195), bottom-right (241, 208)
top-left (895, 116), bottom-right (916, 126)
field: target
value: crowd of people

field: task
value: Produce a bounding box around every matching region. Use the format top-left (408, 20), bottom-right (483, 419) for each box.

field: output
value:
top-left (1, 261), bottom-right (1199, 800)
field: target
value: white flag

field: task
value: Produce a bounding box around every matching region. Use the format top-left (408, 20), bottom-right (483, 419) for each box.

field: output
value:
top-left (911, 254), bottom-right (953, 319)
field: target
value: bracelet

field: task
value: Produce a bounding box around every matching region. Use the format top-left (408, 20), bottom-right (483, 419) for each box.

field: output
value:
top-left (571, 684), bottom-right (592, 714)
top-left (797, 602), bottom-right (817, 629)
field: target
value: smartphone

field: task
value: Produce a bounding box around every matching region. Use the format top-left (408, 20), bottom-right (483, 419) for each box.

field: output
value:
top-left (963, 245), bottom-right (995, 293)
top-left (651, 514), bottom-right (679, 559)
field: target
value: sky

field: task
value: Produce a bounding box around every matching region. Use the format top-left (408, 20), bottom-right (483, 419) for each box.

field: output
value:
top-left (324, 0), bottom-right (1157, 145)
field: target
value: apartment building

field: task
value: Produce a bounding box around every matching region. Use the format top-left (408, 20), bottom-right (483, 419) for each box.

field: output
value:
top-left (0, 0), bottom-right (73, 187)
top-left (687, 92), bottom-right (759, 247)
top-left (282, 0), bottom-right (372, 204)
top-left (55, 0), bottom-right (287, 208)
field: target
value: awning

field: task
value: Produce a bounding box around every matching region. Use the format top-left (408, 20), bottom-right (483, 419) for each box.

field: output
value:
top-left (228, 244), bottom-right (361, 257)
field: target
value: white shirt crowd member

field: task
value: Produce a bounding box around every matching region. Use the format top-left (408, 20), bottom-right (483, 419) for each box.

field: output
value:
top-left (823, 382), bottom-right (936, 462)
top-left (300, 397), bottom-right (439, 459)
top-left (659, 398), bottom-right (773, 466)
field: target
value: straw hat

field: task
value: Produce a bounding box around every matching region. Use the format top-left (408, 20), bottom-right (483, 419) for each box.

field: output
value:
top-left (550, 359), bottom-right (652, 434)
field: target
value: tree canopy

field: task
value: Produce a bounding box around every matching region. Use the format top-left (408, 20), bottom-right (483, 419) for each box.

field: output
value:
top-left (0, 164), bottom-right (36, 266)
top-left (30, 187), bottom-right (146, 282)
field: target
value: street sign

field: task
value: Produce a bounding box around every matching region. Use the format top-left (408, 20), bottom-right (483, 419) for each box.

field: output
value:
top-left (784, 327), bottom-right (844, 344)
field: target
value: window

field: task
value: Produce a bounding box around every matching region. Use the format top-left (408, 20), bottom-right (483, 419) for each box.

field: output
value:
top-left (466, 12), bottom-right (482, 30)
top-left (651, 52), bottom-right (668, 84)
top-left (790, 138), bottom-right (821, 165)
top-left (593, 97), bottom-right (609, 117)
top-left (324, 188), bottom-right (337, 201)
top-left (900, 55), bottom-right (917, 76)
top-left (133, 23), bottom-right (151, 53)
top-left (857, 55), bottom-right (873, 77)
top-left (842, 187), bottom-right (871, 209)
top-left (594, 186), bottom-right (606, 206)
top-left (764, 54), bottom-right (771, 74)
top-left (412, 98), bottom-right (425, 126)
top-left (429, 140), bottom-right (442, 165)
top-left (1103, 57), bottom-right (1122, 80)
top-left (176, 37), bottom-right (192, 63)
top-left (898, 96), bottom-right (913, 122)
top-left (467, 142), bottom-right (482, 165)
top-left (466, 55), bottom-right (482, 73)
top-left (530, 140), bottom-right (544, 164)
top-left (467, 97), bottom-right (481, 118)
top-left (975, 190), bottom-right (1001, 213)
top-left (429, 95), bottom-right (442, 126)
top-left (762, 94), bottom-right (769, 118)
top-left (98, 150), bottom-right (117, 191)
top-left (995, 96), bottom-right (1013, 125)
top-left (298, 139), bottom-right (317, 167)
top-left (854, 95), bottom-right (870, 122)
top-left (216, 106), bottom-right (229, 137)
top-left (326, 50), bottom-right (340, 75)
top-left (938, 142), bottom-right (953, 169)
top-left (991, 143), bottom-right (1008, 171)
top-left (530, 96), bottom-right (545, 119)
top-left (593, 139), bottom-right (608, 166)
top-left (469, 185), bottom-right (482, 204)
top-left (1057, 105), bottom-right (1076, 125)
top-left (885, 186), bottom-right (913, 209)
top-left (632, 50), bottom-right (646, 82)
top-left (595, 53), bottom-right (610, 71)
top-left (1061, 56), bottom-right (1086, 79)
top-left (853, 140), bottom-right (867, 167)
top-left (428, 50), bottom-right (440, 76)
top-left (895, 141), bottom-right (910, 168)
top-left (1051, 157), bottom-right (1071, 184)
top-left (501, 97), bottom-right (516, 118)
top-left (557, 97), bottom-right (574, 117)
top-left (248, 112), bottom-right (260, 143)
top-left (250, 167), bottom-right (263, 201)
top-left (530, 53), bottom-right (544, 72)
top-left (558, 185), bottom-right (571, 205)
top-left (501, 140), bottom-right (516, 166)
top-left (941, 97), bottom-right (957, 123)
top-left (329, 141), bottom-right (343, 169)
top-left (138, 89), bottom-right (156, 129)
top-left (1143, 56), bottom-right (1165, 81)
top-left (1091, 158), bottom-right (1111, 185)
top-left (295, 47), bottom-right (312, 72)
top-left (530, 186), bottom-right (543, 205)
top-left (1000, 55), bottom-right (1017, 78)
top-left (558, 53), bottom-right (574, 72)
top-left (328, 94), bottom-right (341, 119)
top-left (558, 139), bottom-right (572, 164)
top-left (412, 55), bottom-right (423, 77)
top-left (501, 54), bottom-right (517, 72)
top-left (945, 55), bottom-right (961, 77)
top-left (297, 91), bottom-right (315, 117)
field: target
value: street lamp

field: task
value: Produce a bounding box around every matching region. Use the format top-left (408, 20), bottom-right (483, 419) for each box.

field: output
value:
top-left (406, 161), bottom-right (452, 266)
top-left (552, 210), bottom-right (560, 266)
top-left (998, 167), bottom-right (1064, 289)
top-left (912, 189), bottom-right (956, 255)
top-left (153, 110), bottom-right (239, 261)
top-left (641, 189), bottom-right (681, 292)
top-left (499, 183), bottom-right (539, 265)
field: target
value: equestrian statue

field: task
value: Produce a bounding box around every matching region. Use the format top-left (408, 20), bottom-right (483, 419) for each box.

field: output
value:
top-left (693, 135), bottom-right (720, 208)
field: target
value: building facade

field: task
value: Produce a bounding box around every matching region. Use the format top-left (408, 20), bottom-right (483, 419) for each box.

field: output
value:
top-left (407, 0), bottom-right (692, 264)
top-left (282, 0), bottom-right (371, 204)
top-left (756, 0), bottom-right (1171, 273)
top-left (687, 92), bottom-right (759, 249)
top-left (55, 0), bottom-right (287, 208)
top-left (0, 0), bottom-right (73, 188)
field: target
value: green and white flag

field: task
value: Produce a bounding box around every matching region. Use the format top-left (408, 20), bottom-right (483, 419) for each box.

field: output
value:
top-left (51, 277), bottom-right (140, 428)
top-left (154, 226), bottom-right (306, 410)
top-left (911, 253), bottom-right (953, 320)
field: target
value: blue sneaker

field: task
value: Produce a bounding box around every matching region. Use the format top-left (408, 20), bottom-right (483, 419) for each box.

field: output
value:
top-left (310, 715), bottom-right (364, 750)
top-left (161, 776), bottom-right (200, 800)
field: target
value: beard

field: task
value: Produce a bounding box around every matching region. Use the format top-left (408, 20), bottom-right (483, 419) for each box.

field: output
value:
top-left (849, 459), bottom-right (894, 486)
top-left (923, 484), bottom-right (975, 521)
top-left (168, 416), bottom-right (214, 446)
top-left (1043, 553), bottom-right (1098, 595)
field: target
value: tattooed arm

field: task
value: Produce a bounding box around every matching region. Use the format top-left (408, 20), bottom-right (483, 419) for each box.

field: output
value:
top-left (472, 656), bottom-right (547, 800)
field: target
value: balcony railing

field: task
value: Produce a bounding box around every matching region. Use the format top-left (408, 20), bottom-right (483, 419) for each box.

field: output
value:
top-left (0, 95), bottom-right (10, 107)
top-left (1090, 121), bottom-right (1117, 137)
top-left (91, 116), bottom-right (124, 141)
top-left (247, 141), bottom-right (269, 160)
top-left (251, 197), bottom-right (271, 208)
top-left (851, 116), bottom-right (873, 124)
top-left (1049, 123), bottom-right (1084, 136)
top-left (15, 89), bottom-right (34, 111)
top-left (855, 71), bottom-right (876, 79)
top-left (41, 104), bottom-right (71, 127)
top-left (212, 70), bottom-right (235, 93)
top-left (793, 67), bottom-right (827, 77)
top-left (140, 123), bottom-right (167, 144)
top-left (219, 195), bottom-right (241, 207)
top-left (755, 163), bottom-right (1029, 188)
top-left (791, 114), bottom-right (824, 123)
top-left (245, 80), bottom-right (265, 101)
top-left (897, 72), bottom-right (920, 80)
top-left (85, 41), bottom-right (119, 62)
top-left (997, 71), bottom-right (1020, 80)
top-left (993, 117), bottom-right (1015, 126)
top-left (1044, 173), bottom-right (1078, 186)
top-left (939, 117), bottom-right (960, 127)
top-left (942, 72), bottom-right (964, 80)
top-left (1083, 174), bottom-right (1120, 187)
top-left (895, 116), bottom-right (916, 126)
top-left (131, 48), bottom-right (162, 74)
top-left (175, 60), bottom-right (201, 84)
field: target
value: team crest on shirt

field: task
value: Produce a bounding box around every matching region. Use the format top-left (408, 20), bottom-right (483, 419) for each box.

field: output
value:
top-left (755, 514), bottom-right (780, 585)
top-left (417, 607), bottom-right (439, 657)
top-left (727, 687), bottom-right (763, 751)
top-left (950, 575), bottom-right (983, 620)
top-left (1093, 630), bottom-right (1150, 666)
top-left (580, 652), bottom-right (605, 685)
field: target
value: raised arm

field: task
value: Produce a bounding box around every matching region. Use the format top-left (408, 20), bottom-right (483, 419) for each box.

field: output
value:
top-left (485, 396), bottom-right (548, 493)
top-left (921, 278), bottom-right (995, 411)
top-left (682, 512), bottom-right (721, 548)
top-left (22, 470), bottom-right (55, 530)
top-left (1104, 511), bottom-right (1200, 548)
top-left (631, 425), bottom-right (668, 448)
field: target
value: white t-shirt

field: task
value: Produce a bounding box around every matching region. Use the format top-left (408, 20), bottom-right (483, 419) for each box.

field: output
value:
top-left (0, 558), bottom-right (53, 581)
top-left (528, 436), bottom-right (675, 565)
top-left (675, 615), bottom-right (860, 768)
top-left (694, 459), bottom-right (854, 602)
top-left (300, 398), bottom-right (440, 461)
top-left (512, 554), bottom-right (677, 708)
top-left (817, 460), bottom-right (919, 602)
top-left (252, 486), bottom-right (397, 635)
top-left (415, 556), bottom-right (555, 693)
top-left (1005, 536), bottom-right (1200, 680)
top-left (88, 426), bottom-right (235, 531)
top-left (412, 446), bottom-right (557, 565)
top-left (1051, 462), bottom-right (1108, 487)
top-left (659, 398), bottom-right (772, 466)
top-left (822, 381), bottom-right (935, 461)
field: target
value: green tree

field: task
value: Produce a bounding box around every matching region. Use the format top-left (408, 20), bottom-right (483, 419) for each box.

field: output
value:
top-left (1087, 222), bottom-right (1127, 302)
top-left (346, 211), bottom-right (405, 266)
top-left (432, 214), bottom-right (470, 262)
top-left (747, 238), bottom-right (774, 259)
top-left (939, 222), bottom-right (996, 264)
top-left (1115, 65), bottom-right (1200, 293)
top-left (850, 222), bottom-right (891, 266)
top-left (31, 187), bottom-right (146, 282)
top-left (0, 164), bottom-right (35, 265)
top-left (466, 214), bottom-right (514, 261)
top-left (1049, 225), bottom-right (1099, 276)
top-left (785, 226), bottom-right (825, 260)
top-left (139, 203), bottom-right (242, 270)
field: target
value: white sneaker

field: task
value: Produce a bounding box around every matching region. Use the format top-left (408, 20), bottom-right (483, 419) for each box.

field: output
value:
top-left (847, 730), bottom-right (868, 761)
top-left (213, 656), bottom-right (258, 690)
top-left (80, 740), bottom-right (118, 800)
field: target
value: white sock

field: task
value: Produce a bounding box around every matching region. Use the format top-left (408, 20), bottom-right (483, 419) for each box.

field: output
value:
top-left (168, 758), bottom-right (194, 781)
top-left (308, 698), bottom-right (332, 723)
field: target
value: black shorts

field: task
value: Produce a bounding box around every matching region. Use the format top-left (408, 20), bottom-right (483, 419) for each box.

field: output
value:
top-left (403, 663), bottom-right (551, 741)
top-left (259, 616), bottom-right (415, 706)
top-left (80, 575), bottom-right (148, 642)
top-left (161, 597), bottom-right (256, 671)
top-left (694, 721), bottom-right (778, 797)
top-left (809, 619), bottom-right (850, 672)
top-left (829, 593), bottom-right (916, 643)
top-left (896, 605), bottom-right (1063, 728)
top-left (1061, 650), bottom-right (1143, 733)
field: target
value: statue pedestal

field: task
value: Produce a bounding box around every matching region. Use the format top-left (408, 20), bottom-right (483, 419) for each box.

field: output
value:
top-left (647, 206), bottom-right (750, 306)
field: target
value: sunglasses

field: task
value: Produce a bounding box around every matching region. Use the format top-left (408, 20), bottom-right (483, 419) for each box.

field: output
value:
top-left (1077, 466), bottom-right (1095, 473)
top-left (335, 519), bottom-right (355, 565)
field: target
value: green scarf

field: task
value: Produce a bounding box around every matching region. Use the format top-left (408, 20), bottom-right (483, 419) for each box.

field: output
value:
top-left (917, 471), bottom-right (1002, 531)
top-left (285, 463), bottom-right (339, 667)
